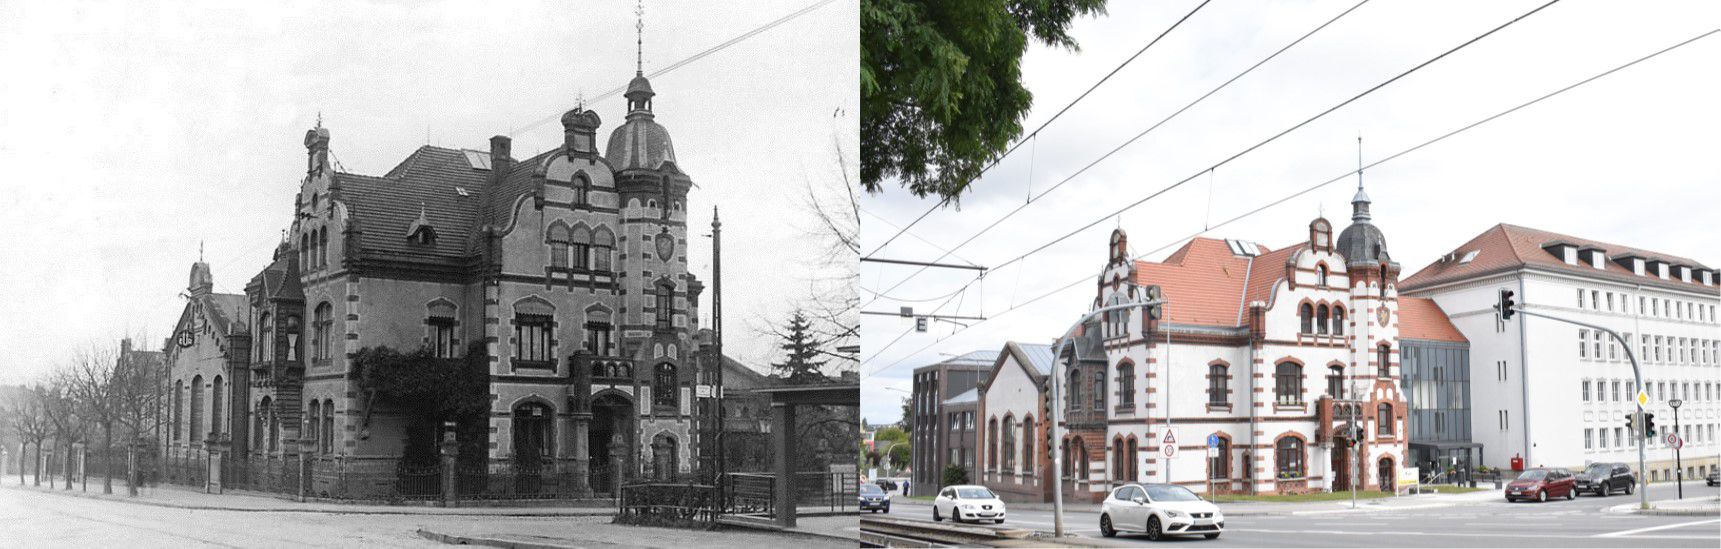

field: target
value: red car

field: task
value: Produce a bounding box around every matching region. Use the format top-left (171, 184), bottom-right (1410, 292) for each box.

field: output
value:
top-left (1505, 468), bottom-right (1576, 503)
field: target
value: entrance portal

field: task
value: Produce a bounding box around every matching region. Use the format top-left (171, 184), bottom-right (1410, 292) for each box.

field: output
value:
top-left (589, 393), bottom-right (633, 494)
top-left (1331, 439), bottom-right (1352, 491)
top-left (1378, 457), bottom-right (1395, 492)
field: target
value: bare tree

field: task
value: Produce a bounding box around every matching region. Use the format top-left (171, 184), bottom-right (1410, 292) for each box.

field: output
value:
top-left (65, 342), bottom-right (121, 494)
top-left (758, 109), bottom-right (860, 376)
top-left (40, 374), bottom-right (85, 490)
top-left (5, 386), bottom-right (50, 486)
top-left (113, 345), bottom-right (166, 496)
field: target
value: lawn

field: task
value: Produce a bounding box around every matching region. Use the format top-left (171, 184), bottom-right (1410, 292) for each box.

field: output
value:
top-left (1213, 489), bottom-right (1394, 503)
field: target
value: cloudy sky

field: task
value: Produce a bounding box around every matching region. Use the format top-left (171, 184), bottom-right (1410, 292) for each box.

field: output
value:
top-left (0, 0), bottom-right (857, 384)
top-left (859, 0), bottom-right (1720, 425)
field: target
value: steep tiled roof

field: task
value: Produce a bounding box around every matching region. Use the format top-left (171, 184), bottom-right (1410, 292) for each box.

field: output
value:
top-left (1134, 238), bottom-right (1302, 327)
top-left (1401, 224), bottom-right (1717, 294)
top-left (201, 293), bottom-right (250, 335)
top-left (338, 146), bottom-right (490, 260)
top-left (1398, 297), bottom-right (1467, 343)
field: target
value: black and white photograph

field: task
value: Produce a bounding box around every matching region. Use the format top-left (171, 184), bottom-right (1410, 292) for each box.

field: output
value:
top-left (1, 0), bottom-right (860, 546)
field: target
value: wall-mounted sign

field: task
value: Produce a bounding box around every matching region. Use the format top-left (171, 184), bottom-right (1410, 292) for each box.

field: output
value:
top-left (176, 329), bottom-right (196, 349)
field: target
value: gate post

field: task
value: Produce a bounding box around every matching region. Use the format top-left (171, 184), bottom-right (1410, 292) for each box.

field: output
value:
top-left (440, 421), bottom-right (458, 508)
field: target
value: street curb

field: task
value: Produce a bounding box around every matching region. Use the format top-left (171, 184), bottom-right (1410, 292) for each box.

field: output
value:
top-left (714, 515), bottom-right (866, 544)
top-left (1605, 497), bottom-right (1721, 517)
top-left (417, 528), bottom-right (572, 549)
top-left (2, 483), bottom-right (616, 517)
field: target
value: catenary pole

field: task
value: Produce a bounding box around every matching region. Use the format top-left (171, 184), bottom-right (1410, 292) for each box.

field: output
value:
top-left (1051, 297), bottom-right (1164, 537)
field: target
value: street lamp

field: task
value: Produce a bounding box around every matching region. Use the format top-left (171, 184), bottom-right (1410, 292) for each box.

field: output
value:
top-left (1050, 290), bottom-right (1164, 538)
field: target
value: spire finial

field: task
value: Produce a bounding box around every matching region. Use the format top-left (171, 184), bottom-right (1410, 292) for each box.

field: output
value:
top-left (1356, 133), bottom-right (1363, 191)
top-left (316, 111), bottom-right (323, 130)
top-left (1350, 133), bottom-right (1372, 222)
top-left (576, 89), bottom-right (586, 112)
top-left (635, 0), bottom-right (645, 76)
top-left (199, 240), bottom-right (205, 262)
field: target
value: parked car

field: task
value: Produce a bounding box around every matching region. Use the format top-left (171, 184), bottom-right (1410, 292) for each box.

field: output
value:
top-left (1100, 483), bottom-right (1224, 541)
top-left (1574, 462), bottom-right (1635, 497)
top-left (1505, 468), bottom-right (1576, 502)
top-left (859, 483), bottom-right (891, 513)
top-left (1706, 470), bottom-right (1719, 487)
top-left (931, 485), bottom-right (1006, 524)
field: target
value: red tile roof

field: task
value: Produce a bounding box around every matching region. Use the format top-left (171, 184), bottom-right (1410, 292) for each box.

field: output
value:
top-left (1398, 297), bottom-right (1467, 343)
top-left (1133, 238), bottom-right (1297, 327)
top-left (1401, 224), bottom-right (1718, 294)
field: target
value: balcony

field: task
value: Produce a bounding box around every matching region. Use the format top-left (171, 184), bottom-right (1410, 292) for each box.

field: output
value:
top-left (574, 353), bottom-right (636, 384)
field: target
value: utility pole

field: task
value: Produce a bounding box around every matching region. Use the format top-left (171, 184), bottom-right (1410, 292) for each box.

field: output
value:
top-left (711, 207), bottom-right (725, 500)
top-left (1497, 289), bottom-right (1649, 510)
top-left (1669, 398), bottom-right (1682, 499)
top-left (1051, 292), bottom-right (1163, 537)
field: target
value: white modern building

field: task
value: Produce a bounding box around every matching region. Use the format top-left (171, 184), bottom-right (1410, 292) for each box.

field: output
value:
top-left (1402, 224), bottom-right (1721, 481)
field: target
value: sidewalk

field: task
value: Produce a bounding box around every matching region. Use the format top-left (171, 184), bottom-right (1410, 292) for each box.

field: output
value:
top-left (893, 487), bottom-right (1503, 516)
top-left (416, 515), bottom-right (858, 549)
top-left (1, 477), bottom-right (615, 516)
top-left (1607, 495), bottom-right (1720, 516)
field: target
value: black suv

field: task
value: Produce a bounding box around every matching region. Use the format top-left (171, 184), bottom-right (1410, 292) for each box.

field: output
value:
top-left (1574, 462), bottom-right (1636, 497)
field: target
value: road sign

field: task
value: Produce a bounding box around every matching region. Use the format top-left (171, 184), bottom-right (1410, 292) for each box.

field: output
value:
top-left (1162, 428), bottom-right (1179, 446)
top-left (1207, 434), bottom-right (1220, 448)
top-left (1667, 433), bottom-right (1683, 449)
top-left (1163, 443), bottom-right (1178, 458)
top-left (1636, 391), bottom-right (1650, 407)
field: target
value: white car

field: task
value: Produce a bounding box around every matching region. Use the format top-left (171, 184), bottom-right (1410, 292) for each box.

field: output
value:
top-left (1100, 483), bottom-right (1224, 540)
top-left (931, 485), bottom-right (1006, 524)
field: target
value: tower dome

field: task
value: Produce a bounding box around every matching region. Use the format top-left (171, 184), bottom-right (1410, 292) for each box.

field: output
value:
top-left (1335, 186), bottom-right (1389, 265)
top-left (605, 74), bottom-right (677, 172)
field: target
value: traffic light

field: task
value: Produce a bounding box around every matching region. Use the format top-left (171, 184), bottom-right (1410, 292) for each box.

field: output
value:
top-left (1143, 285), bottom-right (1164, 320)
top-left (1497, 288), bottom-right (1518, 320)
top-left (1625, 413), bottom-right (1636, 433)
top-left (1644, 413), bottom-right (1657, 437)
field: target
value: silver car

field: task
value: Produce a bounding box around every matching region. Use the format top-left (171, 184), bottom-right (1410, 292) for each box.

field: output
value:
top-left (1100, 484), bottom-right (1224, 540)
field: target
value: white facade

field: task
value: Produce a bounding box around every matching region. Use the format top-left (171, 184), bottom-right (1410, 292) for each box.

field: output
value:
top-left (1405, 232), bottom-right (1721, 479)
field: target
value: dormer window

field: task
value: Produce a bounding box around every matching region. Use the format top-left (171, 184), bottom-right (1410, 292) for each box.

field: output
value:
top-left (1542, 241), bottom-right (1578, 265)
top-left (1703, 270), bottom-right (1714, 286)
top-left (1563, 248), bottom-right (1577, 265)
top-left (1678, 266), bottom-right (1692, 282)
top-left (1580, 246), bottom-right (1605, 269)
top-left (1309, 218), bottom-right (1332, 251)
top-left (408, 225), bottom-right (436, 245)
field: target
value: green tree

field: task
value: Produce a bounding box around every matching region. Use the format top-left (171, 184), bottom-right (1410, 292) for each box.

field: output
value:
top-left (873, 426), bottom-right (911, 471)
top-left (861, 0), bottom-right (1108, 198)
top-left (898, 396), bottom-right (913, 433)
top-left (770, 311), bottom-right (830, 384)
top-left (942, 464), bottom-right (970, 486)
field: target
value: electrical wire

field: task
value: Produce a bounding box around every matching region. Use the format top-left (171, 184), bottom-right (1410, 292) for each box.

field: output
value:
top-left (860, 26), bottom-right (1715, 378)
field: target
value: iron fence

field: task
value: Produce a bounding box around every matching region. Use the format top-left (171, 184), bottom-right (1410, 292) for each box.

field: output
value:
top-left (616, 481), bottom-right (718, 527)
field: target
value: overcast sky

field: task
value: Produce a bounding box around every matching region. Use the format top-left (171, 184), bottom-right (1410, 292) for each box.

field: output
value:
top-left (0, 0), bottom-right (857, 384)
top-left (859, 0), bottom-right (1720, 426)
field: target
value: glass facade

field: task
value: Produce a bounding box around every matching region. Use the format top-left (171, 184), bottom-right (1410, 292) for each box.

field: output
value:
top-left (1402, 339), bottom-right (1478, 482)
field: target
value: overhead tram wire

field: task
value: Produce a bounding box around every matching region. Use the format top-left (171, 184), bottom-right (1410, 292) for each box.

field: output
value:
top-left (872, 0), bottom-right (1562, 306)
top-left (510, 0), bottom-right (839, 138)
top-left (861, 0), bottom-right (1373, 308)
top-left (860, 27), bottom-right (1718, 379)
top-left (863, 0), bottom-right (1217, 260)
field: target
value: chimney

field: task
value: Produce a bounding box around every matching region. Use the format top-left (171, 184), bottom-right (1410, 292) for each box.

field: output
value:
top-left (490, 135), bottom-right (512, 174)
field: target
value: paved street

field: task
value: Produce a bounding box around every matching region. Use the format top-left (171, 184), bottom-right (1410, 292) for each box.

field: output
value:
top-left (0, 485), bottom-right (850, 548)
top-left (882, 482), bottom-right (1720, 547)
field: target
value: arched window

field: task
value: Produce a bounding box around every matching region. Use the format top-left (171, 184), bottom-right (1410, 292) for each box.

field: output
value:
top-left (1078, 438), bottom-right (1090, 480)
top-left (655, 283), bottom-right (674, 328)
top-left (313, 302), bottom-right (333, 361)
top-left (573, 174), bottom-right (591, 206)
top-left (1274, 362), bottom-right (1302, 405)
top-left (987, 418), bottom-right (999, 471)
top-left (321, 399), bottom-right (334, 454)
top-left (211, 375), bottom-right (224, 436)
top-left (547, 223), bottom-right (571, 268)
top-left (1111, 437), bottom-right (1125, 482)
top-left (1377, 403), bottom-right (1394, 436)
top-left (1092, 369), bottom-right (1104, 410)
top-left (299, 233), bottom-right (309, 268)
top-left (1378, 344), bottom-right (1392, 378)
top-left (173, 381), bottom-right (184, 441)
top-left (1021, 415), bottom-right (1035, 474)
top-left (1317, 265), bottom-right (1329, 287)
top-left (1316, 305), bottom-right (1329, 335)
top-left (513, 298), bottom-right (554, 365)
top-left (513, 401), bottom-right (554, 462)
top-left (305, 401), bottom-right (319, 454)
top-left (1332, 307), bottom-right (1345, 336)
top-left (1068, 368), bottom-right (1082, 411)
top-left (1275, 436), bottom-right (1305, 478)
top-left (653, 362), bottom-right (677, 408)
top-left (593, 227), bottom-right (616, 273)
top-left (1209, 436), bottom-right (1230, 479)
top-left (259, 312), bottom-right (273, 362)
top-left (1125, 436), bottom-right (1138, 481)
top-left (1300, 303), bottom-right (1314, 334)
top-left (427, 301), bottom-right (457, 359)
top-left (1001, 415), bottom-right (1017, 473)
top-left (1116, 361), bottom-right (1135, 408)
top-left (318, 229), bottom-right (329, 267)
top-left (571, 225), bottom-right (592, 270)
top-left (308, 229), bottom-right (319, 269)
top-left (1327, 365), bottom-right (1344, 399)
top-left (1208, 364), bottom-right (1228, 405)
